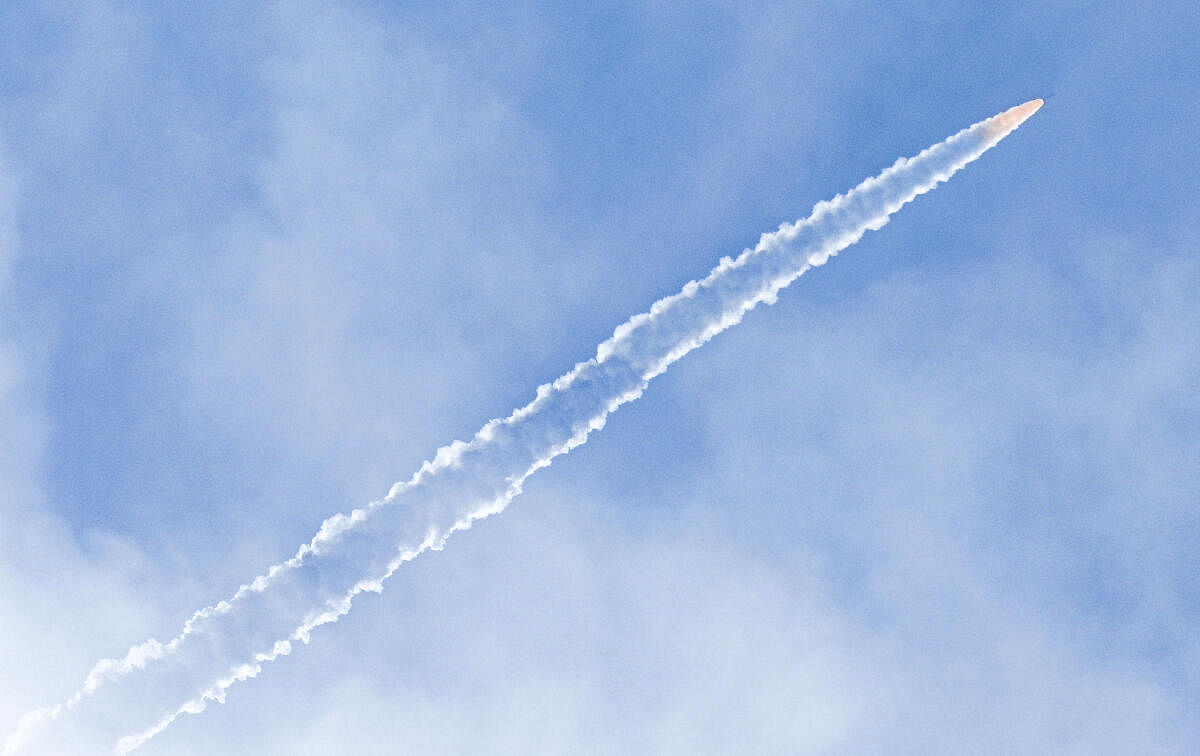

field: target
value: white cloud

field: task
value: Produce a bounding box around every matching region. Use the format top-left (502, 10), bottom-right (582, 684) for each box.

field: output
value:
top-left (0, 137), bottom-right (169, 751)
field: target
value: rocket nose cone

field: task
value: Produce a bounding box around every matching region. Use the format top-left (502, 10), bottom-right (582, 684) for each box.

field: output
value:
top-left (1015, 98), bottom-right (1044, 120)
top-left (985, 98), bottom-right (1044, 139)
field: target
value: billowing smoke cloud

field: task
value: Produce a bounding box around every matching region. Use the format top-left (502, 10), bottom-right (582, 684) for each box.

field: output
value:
top-left (5, 101), bottom-right (1040, 754)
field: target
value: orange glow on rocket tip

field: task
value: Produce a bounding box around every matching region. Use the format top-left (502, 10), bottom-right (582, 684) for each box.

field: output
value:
top-left (986, 98), bottom-right (1044, 137)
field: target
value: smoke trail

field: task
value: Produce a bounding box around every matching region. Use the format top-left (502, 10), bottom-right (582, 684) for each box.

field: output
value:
top-left (5, 100), bottom-right (1039, 754)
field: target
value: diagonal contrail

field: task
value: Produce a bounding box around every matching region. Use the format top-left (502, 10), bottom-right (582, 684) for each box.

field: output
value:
top-left (5, 99), bottom-right (1042, 755)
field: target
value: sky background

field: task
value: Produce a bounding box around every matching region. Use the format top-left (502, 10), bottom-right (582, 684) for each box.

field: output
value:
top-left (2, 1), bottom-right (1198, 753)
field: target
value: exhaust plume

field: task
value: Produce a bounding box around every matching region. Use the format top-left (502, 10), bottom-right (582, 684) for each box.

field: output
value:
top-left (5, 100), bottom-right (1041, 754)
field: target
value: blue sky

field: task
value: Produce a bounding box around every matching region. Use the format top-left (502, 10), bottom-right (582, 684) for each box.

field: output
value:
top-left (2, 1), bottom-right (1198, 752)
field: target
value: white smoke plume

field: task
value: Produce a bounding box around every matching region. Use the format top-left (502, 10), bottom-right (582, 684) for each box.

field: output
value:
top-left (5, 100), bottom-right (1040, 754)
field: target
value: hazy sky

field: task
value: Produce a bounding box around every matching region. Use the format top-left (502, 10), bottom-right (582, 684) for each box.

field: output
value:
top-left (2, 1), bottom-right (1198, 753)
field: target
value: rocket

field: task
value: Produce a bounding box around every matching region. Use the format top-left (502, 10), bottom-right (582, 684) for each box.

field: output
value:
top-left (985, 98), bottom-right (1044, 141)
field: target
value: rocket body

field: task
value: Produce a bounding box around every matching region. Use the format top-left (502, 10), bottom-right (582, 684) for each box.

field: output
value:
top-left (985, 98), bottom-right (1044, 141)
